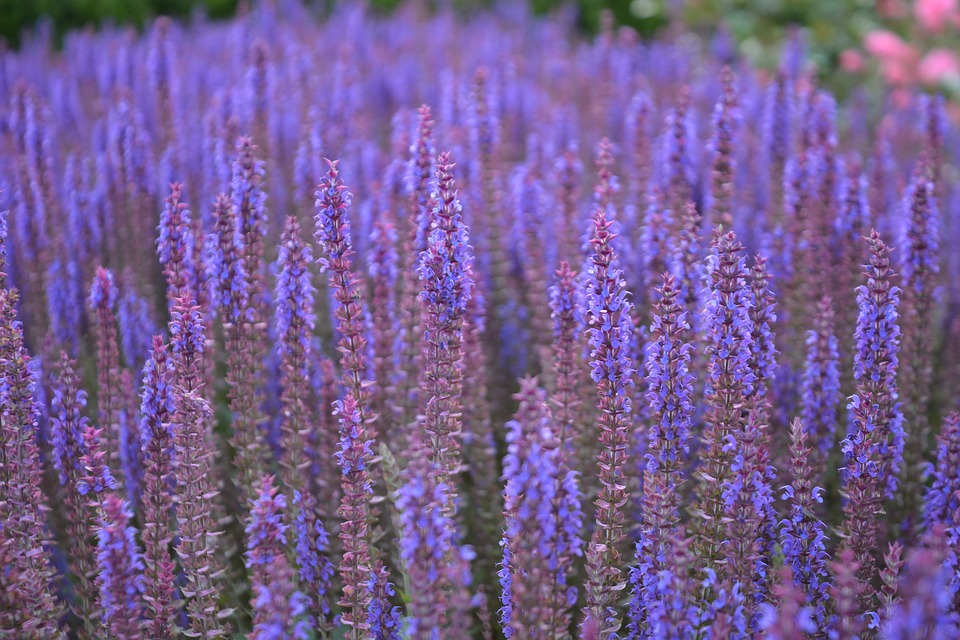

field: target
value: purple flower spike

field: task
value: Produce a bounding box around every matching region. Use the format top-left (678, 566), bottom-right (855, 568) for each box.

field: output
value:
top-left (335, 393), bottom-right (384, 638)
top-left (694, 229), bottom-right (754, 606)
top-left (629, 274), bottom-right (695, 640)
top-left (275, 215), bottom-right (333, 630)
top-left (314, 158), bottom-right (374, 424)
top-left (0, 287), bottom-right (68, 635)
top-left (51, 354), bottom-right (101, 629)
top-left (582, 207), bottom-right (636, 637)
top-left (89, 267), bottom-right (124, 493)
top-left (396, 439), bottom-right (472, 638)
top-left (880, 538), bottom-right (960, 638)
top-left (417, 153), bottom-right (474, 486)
top-left (800, 296), bottom-right (841, 462)
top-left (245, 476), bottom-right (310, 640)
top-left (708, 67), bottom-right (739, 229)
top-left (779, 419), bottom-right (829, 633)
top-left (96, 495), bottom-right (144, 640)
top-left (900, 158), bottom-right (940, 521)
top-left (210, 189), bottom-right (266, 507)
top-left (169, 296), bottom-right (228, 638)
top-left (139, 336), bottom-right (177, 639)
top-left (157, 182), bottom-right (196, 311)
top-left (499, 379), bottom-right (583, 638)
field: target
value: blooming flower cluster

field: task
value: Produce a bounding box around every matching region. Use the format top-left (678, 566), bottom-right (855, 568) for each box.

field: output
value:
top-left (1, 3), bottom-right (960, 639)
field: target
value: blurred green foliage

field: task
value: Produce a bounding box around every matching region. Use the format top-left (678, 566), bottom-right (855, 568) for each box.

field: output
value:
top-left (0, 0), bottom-right (239, 47)
top-left (0, 0), bottom-right (887, 90)
top-left (681, 0), bottom-right (877, 75)
top-left (2, 0), bottom-right (676, 49)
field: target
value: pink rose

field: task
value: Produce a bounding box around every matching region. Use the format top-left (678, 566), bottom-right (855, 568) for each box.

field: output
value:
top-left (915, 0), bottom-right (958, 33)
top-left (864, 30), bottom-right (916, 62)
top-left (840, 49), bottom-right (865, 73)
top-left (919, 48), bottom-right (960, 85)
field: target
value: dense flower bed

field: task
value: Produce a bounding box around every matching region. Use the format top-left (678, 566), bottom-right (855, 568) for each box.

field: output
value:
top-left (1, 2), bottom-right (959, 638)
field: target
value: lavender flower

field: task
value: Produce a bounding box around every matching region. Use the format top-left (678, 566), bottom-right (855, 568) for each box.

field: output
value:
top-left (779, 418), bottom-right (830, 632)
top-left (582, 208), bottom-right (635, 636)
top-left (314, 158), bottom-right (374, 422)
top-left (499, 379), bottom-right (583, 637)
top-left (840, 231), bottom-right (903, 617)
top-left (334, 393), bottom-right (380, 637)
top-left (89, 267), bottom-right (124, 491)
top-left (395, 439), bottom-right (472, 638)
top-left (899, 159), bottom-right (940, 521)
top-left (758, 568), bottom-right (816, 640)
top-left (245, 476), bottom-right (310, 640)
top-left (0, 286), bottom-right (67, 636)
top-left (139, 336), bottom-right (177, 639)
top-left (800, 296), bottom-right (841, 460)
top-left (629, 274), bottom-right (695, 639)
top-left (416, 153), bottom-right (475, 486)
top-left (169, 297), bottom-right (228, 638)
top-left (96, 495), bottom-right (144, 640)
top-left (694, 229), bottom-right (754, 604)
top-left (209, 190), bottom-right (265, 507)
top-left (708, 67), bottom-right (739, 229)
top-left (880, 539), bottom-right (959, 638)
top-left (156, 182), bottom-right (196, 310)
top-left (51, 354), bottom-right (100, 630)
top-left (274, 215), bottom-right (333, 628)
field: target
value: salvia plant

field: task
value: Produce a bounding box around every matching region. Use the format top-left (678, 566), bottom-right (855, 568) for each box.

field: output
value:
top-left (3, 2), bottom-right (960, 639)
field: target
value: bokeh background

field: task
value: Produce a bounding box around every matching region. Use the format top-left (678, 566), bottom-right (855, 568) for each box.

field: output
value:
top-left (2, 0), bottom-right (959, 104)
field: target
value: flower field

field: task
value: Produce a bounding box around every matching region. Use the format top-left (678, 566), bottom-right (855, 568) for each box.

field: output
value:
top-left (0, 2), bottom-right (959, 638)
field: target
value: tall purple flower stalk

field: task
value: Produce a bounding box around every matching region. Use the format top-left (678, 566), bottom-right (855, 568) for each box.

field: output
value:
top-left (89, 267), bottom-right (124, 492)
top-left (708, 66), bottom-right (738, 229)
top-left (334, 393), bottom-right (395, 638)
top-left (226, 137), bottom-right (271, 507)
top-left (694, 229), bottom-right (754, 612)
top-left (779, 418), bottom-right (830, 633)
top-left (416, 152), bottom-right (474, 489)
top-left (395, 437), bottom-right (472, 638)
top-left (156, 182), bottom-right (196, 310)
top-left (829, 547), bottom-right (866, 640)
top-left (314, 159), bottom-right (377, 429)
top-left (96, 495), bottom-right (144, 640)
top-left (581, 208), bottom-right (635, 636)
top-left (840, 230), bottom-right (903, 619)
top-left (139, 336), bottom-right (177, 639)
top-left (628, 274), bottom-right (695, 640)
top-left (923, 413), bottom-right (960, 607)
top-left (0, 208), bottom-right (7, 290)
top-left (757, 568), bottom-right (816, 640)
top-left (393, 105), bottom-right (435, 443)
top-left (499, 379), bottom-right (583, 638)
top-left (245, 476), bottom-right (310, 640)
top-left (899, 159), bottom-right (940, 522)
top-left (800, 296), bottom-right (841, 462)
top-left (169, 296), bottom-right (227, 638)
top-left (0, 283), bottom-right (66, 637)
top-left (51, 354), bottom-right (100, 633)
top-left (275, 215), bottom-right (333, 629)
top-left (880, 538), bottom-right (959, 638)
top-left (207, 192), bottom-right (265, 507)
top-left (549, 262), bottom-right (586, 455)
